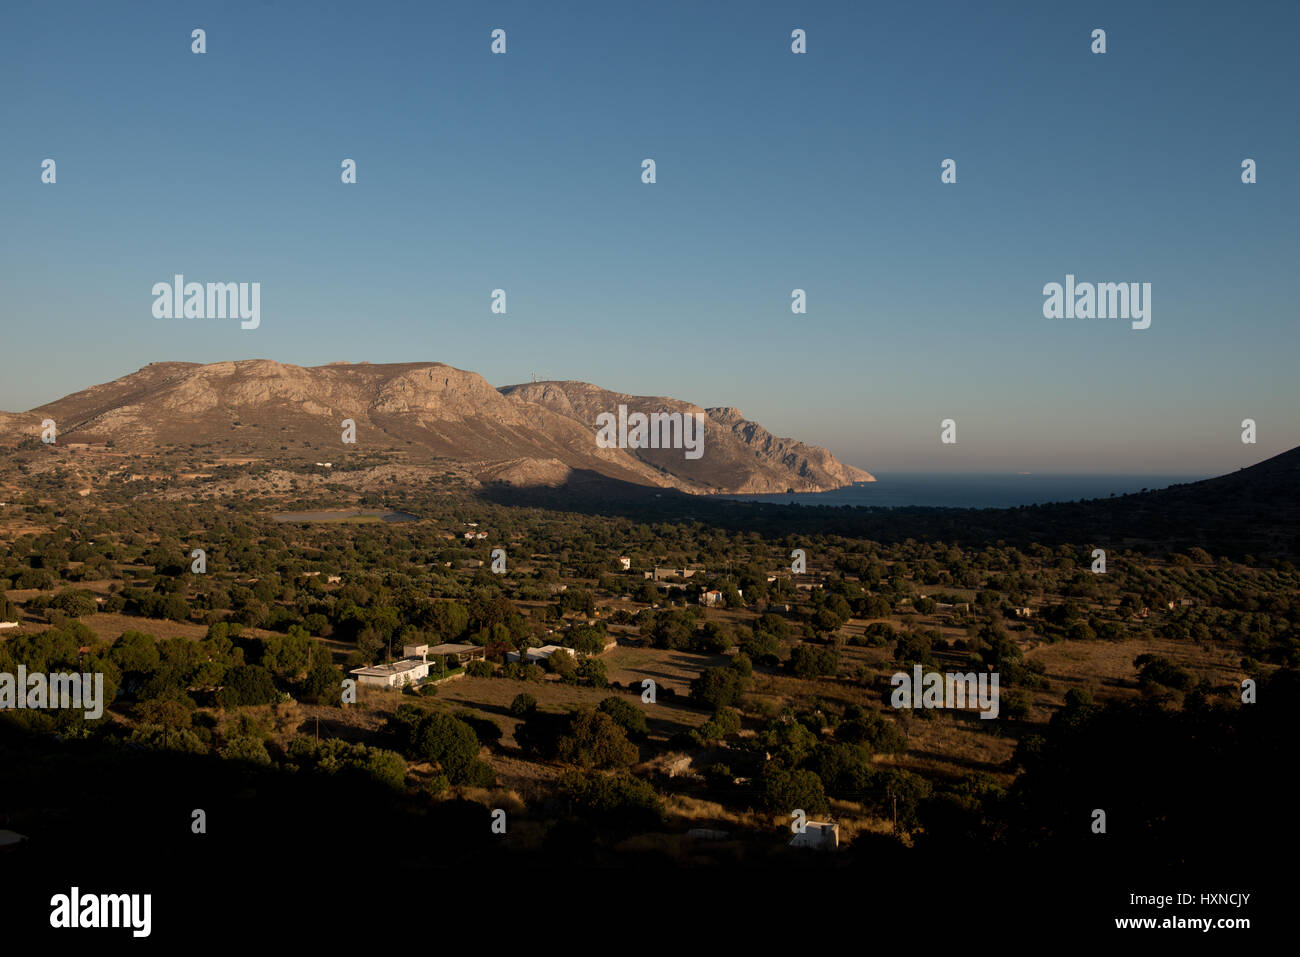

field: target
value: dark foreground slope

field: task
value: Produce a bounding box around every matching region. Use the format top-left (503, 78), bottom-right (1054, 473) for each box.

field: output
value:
top-left (477, 446), bottom-right (1300, 560)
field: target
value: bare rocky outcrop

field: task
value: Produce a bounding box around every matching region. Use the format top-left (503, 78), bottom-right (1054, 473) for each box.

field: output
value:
top-left (0, 360), bottom-right (872, 495)
top-left (501, 381), bottom-right (874, 493)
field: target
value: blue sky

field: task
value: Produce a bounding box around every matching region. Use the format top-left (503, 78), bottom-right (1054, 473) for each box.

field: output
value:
top-left (2, 0), bottom-right (1296, 474)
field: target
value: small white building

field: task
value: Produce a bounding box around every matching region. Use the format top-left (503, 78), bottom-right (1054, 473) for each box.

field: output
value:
top-left (506, 645), bottom-right (577, 665)
top-left (618, 556), bottom-right (631, 571)
top-left (349, 656), bottom-right (429, 689)
top-left (700, 590), bottom-right (723, 607)
top-left (790, 821), bottom-right (839, 850)
top-left (0, 622), bottom-right (21, 631)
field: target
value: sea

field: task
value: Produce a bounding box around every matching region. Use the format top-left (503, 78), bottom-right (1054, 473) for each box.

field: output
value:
top-left (721, 473), bottom-right (1211, 510)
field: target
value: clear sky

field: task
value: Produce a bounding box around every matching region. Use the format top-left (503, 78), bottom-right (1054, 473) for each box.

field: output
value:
top-left (2, 0), bottom-right (1296, 475)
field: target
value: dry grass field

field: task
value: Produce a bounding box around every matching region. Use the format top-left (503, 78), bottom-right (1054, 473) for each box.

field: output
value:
top-left (1026, 635), bottom-right (1244, 700)
top-left (601, 645), bottom-right (730, 695)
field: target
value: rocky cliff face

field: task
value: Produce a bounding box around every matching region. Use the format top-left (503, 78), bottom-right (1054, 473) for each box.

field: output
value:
top-left (1, 360), bottom-right (872, 495)
top-left (500, 381), bottom-right (874, 493)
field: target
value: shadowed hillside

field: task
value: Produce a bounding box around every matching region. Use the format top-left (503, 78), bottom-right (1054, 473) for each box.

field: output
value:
top-left (477, 446), bottom-right (1300, 559)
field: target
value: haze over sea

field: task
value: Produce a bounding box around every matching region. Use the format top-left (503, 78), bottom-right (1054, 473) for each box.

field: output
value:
top-left (725, 473), bottom-right (1211, 510)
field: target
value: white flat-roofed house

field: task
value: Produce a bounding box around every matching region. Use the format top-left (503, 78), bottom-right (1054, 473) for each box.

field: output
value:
top-left (349, 656), bottom-right (429, 689)
top-left (789, 821), bottom-right (839, 850)
top-left (505, 644), bottom-right (577, 665)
